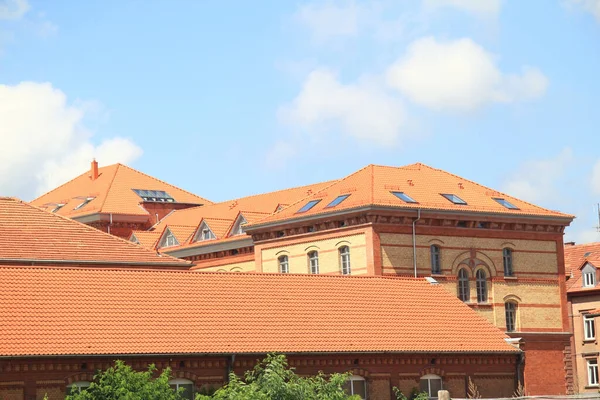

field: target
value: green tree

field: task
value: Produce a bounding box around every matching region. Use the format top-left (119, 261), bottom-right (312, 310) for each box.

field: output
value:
top-left (66, 360), bottom-right (183, 400)
top-left (196, 354), bottom-right (361, 400)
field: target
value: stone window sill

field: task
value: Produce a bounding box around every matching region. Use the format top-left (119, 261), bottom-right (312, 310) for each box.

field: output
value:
top-left (503, 276), bottom-right (517, 280)
top-left (585, 385), bottom-right (599, 389)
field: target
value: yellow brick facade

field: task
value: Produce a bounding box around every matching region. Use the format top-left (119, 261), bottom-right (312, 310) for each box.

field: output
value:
top-left (199, 260), bottom-right (256, 273)
top-left (260, 232), bottom-right (368, 275)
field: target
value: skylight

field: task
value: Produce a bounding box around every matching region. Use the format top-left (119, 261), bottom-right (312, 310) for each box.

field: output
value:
top-left (297, 199), bottom-right (321, 213)
top-left (132, 189), bottom-right (175, 202)
top-left (73, 197), bottom-right (94, 210)
top-left (441, 194), bottom-right (467, 205)
top-left (51, 204), bottom-right (65, 213)
top-left (391, 191), bottom-right (417, 203)
top-left (493, 198), bottom-right (519, 210)
top-left (585, 252), bottom-right (593, 258)
top-left (325, 194), bottom-right (350, 208)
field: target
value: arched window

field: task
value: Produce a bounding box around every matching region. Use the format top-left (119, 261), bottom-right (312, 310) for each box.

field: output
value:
top-left (505, 302), bottom-right (517, 332)
top-left (343, 375), bottom-right (367, 399)
top-left (430, 245), bottom-right (441, 274)
top-left (420, 374), bottom-right (442, 398)
top-left (503, 248), bottom-right (513, 276)
top-left (308, 251), bottom-right (319, 274)
top-left (476, 269), bottom-right (487, 303)
top-left (339, 246), bottom-right (351, 275)
top-left (458, 268), bottom-right (470, 302)
top-left (278, 255), bottom-right (289, 273)
top-left (169, 378), bottom-right (194, 400)
top-left (67, 381), bottom-right (91, 394)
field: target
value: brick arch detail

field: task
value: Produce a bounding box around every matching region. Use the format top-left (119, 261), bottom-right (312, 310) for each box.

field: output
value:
top-left (335, 240), bottom-right (352, 248)
top-left (65, 372), bottom-right (95, 385)
top-left (451, 251), bottom-right (471, 275)
top-left (474, 251), bottom-right (497, 276)
top-left (418, 367), bottom-right (446, 379)
top-left (348, 368), bottom-right (370, 379)
top-left (172, 370), bottom-right (201, 383)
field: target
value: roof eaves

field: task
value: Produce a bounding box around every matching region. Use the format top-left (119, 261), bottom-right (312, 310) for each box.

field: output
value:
top-left (163, 237), bottom-right (254, 258)
top-left (0, 258), bottom-right (191, 267)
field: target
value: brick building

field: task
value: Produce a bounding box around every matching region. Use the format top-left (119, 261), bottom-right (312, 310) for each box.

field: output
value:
top-left (31, 162), bottom-right (575, 395)
top-left (0, 267), bottom-right (521, 400)
top-left (564, 242), bottom-right (600, 393)
top-left (30, 161), bottom-right (211, 239)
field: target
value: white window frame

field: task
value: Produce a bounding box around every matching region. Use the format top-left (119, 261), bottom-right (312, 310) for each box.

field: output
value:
top-left (164, 232), bottom-right (178, 248)
top-left (67, 381), bottom-right (91, 394)
top-left (169, 378), bottom-right (195, 399)
top-left (308, 251), bottom-right (319, 274)
top-left (584, 314), bottom-right (596, 340)
top-left (278, 255), bottom-right (289, 273)
top-left (340, 246), bottom-right (351, 275)
top-left (345, 375), bottom-right (367, 399)
top-left (583, 264), bottom-right (597, 288)
top-left (420, 374), bottom-right (443, 398)
top-left (74, 197), bottom-right (94, 210)
top-left (588, 359), bottom-right (599, 387)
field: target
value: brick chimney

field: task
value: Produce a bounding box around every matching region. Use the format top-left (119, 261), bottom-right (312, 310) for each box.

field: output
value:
top-left (91, 159), bottom-right (99, 181)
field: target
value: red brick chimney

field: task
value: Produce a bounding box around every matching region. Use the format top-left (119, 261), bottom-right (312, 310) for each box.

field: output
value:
top-left (91, 159), bottom-right (99, 181)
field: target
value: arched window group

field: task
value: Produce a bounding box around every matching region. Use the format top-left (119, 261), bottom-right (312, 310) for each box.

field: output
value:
top-left (430, 245), bottom-right (441, 274)
top-left (456, 268), bottom-right (487, 303)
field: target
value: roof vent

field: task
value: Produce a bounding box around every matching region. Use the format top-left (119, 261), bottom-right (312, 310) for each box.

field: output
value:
top-left (458, 182), bottom-right (464, 189)
top-left (565, 241), bottom-right (576, 246)
top-left (425, 277), bottom-right (439, 285)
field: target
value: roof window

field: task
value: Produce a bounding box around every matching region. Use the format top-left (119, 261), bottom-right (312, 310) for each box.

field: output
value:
top-left (73, 197), bottom-right (94, 210)
top-left (51, 204), bottom-right (65, 213)
top-left (132, 189), bottom-right (175, 203)
top-left (585, 252), bottom-right (593, 258)
top-left (493, 198), bottom-right (519, 210)
top-left (391, 191), bottom-right (417, 203)
top-left (325, 194), bottom-right (350, 208)
top-left (441, 194), bottom-right (467, 205)
top-left (297, 199), bottom-right (321, 213)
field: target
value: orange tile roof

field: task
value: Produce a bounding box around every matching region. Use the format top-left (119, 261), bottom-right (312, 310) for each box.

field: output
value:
top-left (0, 198), bottom-right (190, 267)
top-left (130, 230), bottom-right (162, 249)
top-left (565, 243), bottom-right (600, 276)
top-left (0, 267), bottom-right (518, 356)
top-left (247, 164), bottom-right (574, 229)
top-left (31, 163), bottom-right (211, 218)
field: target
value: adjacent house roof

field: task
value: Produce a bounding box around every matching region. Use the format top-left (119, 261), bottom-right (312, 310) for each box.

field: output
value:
top-left (0, 267), bottom-right (518, 357)
top-left (0, 197), bottom-right (190, 267)
top-left (564, 243), bottom-right (600, 292)
top-left (130, 230), bottom-right (162, 248)
top-left (30, 162), bottom-right (211, 218)
top-left (246, 163), bottom-right (574, 230)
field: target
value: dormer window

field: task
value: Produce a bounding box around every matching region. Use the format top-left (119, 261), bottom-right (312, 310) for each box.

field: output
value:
top-left (202, 229), bottom-right (214, 240)
top-left (441, 194), bottom-right (467, 205)
top-left (163, 231), bottom-right (178, 248)
top-left (74, 197), bottom-right (94, 210)
top-left (195, 221), bottom-right (215, 242)
top-left (230, 215), bottom-right (247, 236)
top-left (583, 263), bottom-right (597, 288)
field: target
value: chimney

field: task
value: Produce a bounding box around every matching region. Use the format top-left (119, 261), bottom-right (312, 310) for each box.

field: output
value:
top-left (565, 241), bottom-right (576, 246)
top-left (91, 159), bottom-right (99, 181)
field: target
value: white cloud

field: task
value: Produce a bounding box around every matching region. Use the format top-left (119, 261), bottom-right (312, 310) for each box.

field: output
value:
top-left (423, 0), bottom-right (502, 18)
top-left (0, 0), bottom-right (29, 20)
top-left (502, 148), bottom-right (573, 204)
top-left (294, 0), bottom-right (363, 42)
top-left (567, 0), bottom-right (600, 21)
top-left (0, 82), bottom-right (142, 200)
top-left (386, 37), bottom-right (548, 111)
top-left (279, 68), bottom-right (406, 146)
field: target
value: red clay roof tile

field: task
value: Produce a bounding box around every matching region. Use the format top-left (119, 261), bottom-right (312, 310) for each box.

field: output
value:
top-left (0, 267), bottom-right (518, 356)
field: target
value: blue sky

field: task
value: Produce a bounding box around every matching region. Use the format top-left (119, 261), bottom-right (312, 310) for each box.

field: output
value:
top-left (1, 0), bottom-right (600, 242)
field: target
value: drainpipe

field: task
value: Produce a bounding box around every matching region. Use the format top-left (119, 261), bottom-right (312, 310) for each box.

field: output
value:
top-left (227, 354), bottom-right (236, 383)
top-left (412, 209), bottom-right (421, 278)
top-left (108, 213), bottom-right (113, 235)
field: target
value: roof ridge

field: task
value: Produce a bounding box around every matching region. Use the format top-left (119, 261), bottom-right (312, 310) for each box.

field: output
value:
top-left (12, 198), bottom-right (191, 265)
top-left (30, 163), bottom-right (119, 203)
top-left (117, 164), bottom-right (212, 204)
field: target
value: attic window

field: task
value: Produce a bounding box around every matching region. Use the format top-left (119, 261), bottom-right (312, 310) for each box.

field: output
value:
top-left (441, 194), bottom-right (467, 205)
top-left (201, 228), bottom-right (215, 241)
top-left (133, 189), bottom-right (175, 203)
top-left (391, 191), bottom-right (417, 203)
top-left (493, 198), bottom-right (519, 210)
top-left (325, 194), bottom-right (350, 208)
top-left (51, 204), bottom-right (65, 213)
top-left (162, 231), bottom-right (178, 248)
top-left (297, 200), bottom-right (321, 213)
top-left (74, 197), bottom-right (94, 210)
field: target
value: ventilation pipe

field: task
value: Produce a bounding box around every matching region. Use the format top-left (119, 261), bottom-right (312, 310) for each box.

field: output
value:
top-left (412, 209), bottom-right (421, 278)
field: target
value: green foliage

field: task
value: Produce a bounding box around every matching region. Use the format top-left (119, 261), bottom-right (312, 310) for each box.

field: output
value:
top-left (392, 387), bottom-right (428, 400)
top-left (195, 354), bottom-right (360, 400)
top-left (392, 387), bottom-right (407, 400)
top-left (65, 360), bottom-right (183, 400)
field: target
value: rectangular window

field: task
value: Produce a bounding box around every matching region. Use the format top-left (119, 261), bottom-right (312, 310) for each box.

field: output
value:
top-left (441, 193), bottom-right (467, 205)
top-left (584, 272), bottom-right (596, 288)
top-left (585, 315), bottom-right (596, 340)
top-left (493, 198), bottom-right (519, 210)
top-left (391, 191), bottom-right (417, 203)
top-left (325, 194), bottom-right (350, 208)
top-left (297, 200), bottom-right (321, 213)
top-left (588, 359), bottom-right (599, 386)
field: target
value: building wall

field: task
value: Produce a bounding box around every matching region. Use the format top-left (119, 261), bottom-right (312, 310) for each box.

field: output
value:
top-left (198, 260), bottom-right (256, 273)
top-left (258, 229), bottom-right (369, 275)
top-left (570, 293), bottom-right (600, 393)
top-left (0, 353), bottom-right (518, 400)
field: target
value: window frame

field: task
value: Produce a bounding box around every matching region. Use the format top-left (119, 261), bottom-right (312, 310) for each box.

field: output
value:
top-left (73, 197), bottom-right (94, 210)
top-left (457, 268), bottom-right (470, 302)
top-left (278, 255), bottom-right (289, 274)
top-left (419, 374), bottom-right (443, 398)
top-left (169, 378), bottom-right (195, 400)
top-left (325, 194), bottom-right (351, 208)
top-left (588, 359), bottom-right (599, 387)
top-left (164, 231), bottom-right (178, 248)
top-left (391, 191), bottom-right (417, 203)
top-left (297, 200), bottom-right (321, 213)
top-left (505, 302), bottom-right (517, 332)
top-left (476, 269), bottom-right (487, 303)
top-left (493, 198), bottom-right (519, 210)
top-left (430, 245), bottom-right (441, 274)
top-left (344, 375), bottom-right (367, 399)
top-left (583, 264), bottom-right (597, 288)
top-left (440, 193), bottom-right (467, 205)
top-left (584, 314), bottom-right (596, 341)
top-left (503, 248), bottom-right (514, 277)
top-left (308, 251), bottom-right (319, 274)
top-left (339, 246), bottom-right (351, 275)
